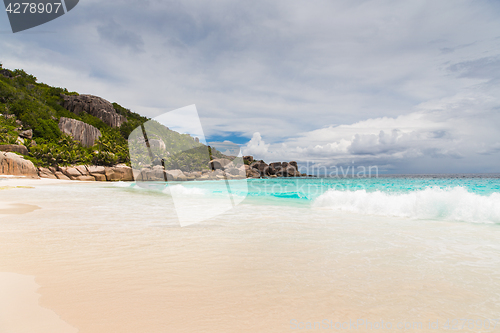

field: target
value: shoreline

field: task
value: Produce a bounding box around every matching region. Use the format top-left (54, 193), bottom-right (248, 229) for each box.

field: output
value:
top-left (1, 177), bottom-right (500, 332)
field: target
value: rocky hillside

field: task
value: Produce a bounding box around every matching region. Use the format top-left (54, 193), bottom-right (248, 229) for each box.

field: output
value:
top-left (0, 64), bottom-right (305, 181)
top-left (0, 65), bottom-right (221, 168)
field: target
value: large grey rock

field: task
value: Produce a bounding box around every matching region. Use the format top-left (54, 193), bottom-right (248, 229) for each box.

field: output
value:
top-left (280, 165), bottom-right (300, 177)
top-left (76, 175), bottom-right (96, 181)
top-left (87, 165), bottom-right (105, 174)
top-left (105, 165), bottom-right (134, 181)
top-left (135, 167), bottom-right (164, 181)
top-left (54, 172), bottom-right (70, 180)
top-left (59, 166), bottom-right (82, 179)
top-left (75, 165), bottom-right (89, 176)
top-left (93, 173), bottom-right (107, 181)
top-left (0, 69), bottom-right (12, 78)
top-left (149, 139), bottom-right (166, 150)
top-left (250, 161), bottom-right (269, 176)
top-left (270, 162), bottom-right (297, 177)
top-left (185, 171), bottom-right (202, 178)
top-left (245, 165), bottom-right (260, 178)
top-left (113, 165), bottom-right (134, 181)
top-left (269, 162), bottom-right (282, 169)
top-left (267, 162), bottom-right (299, 177)
top-left (0, 152), bottom-right (38, 178)
top-left (38, 167), bottom-right (57, 179)
top-left (225, 167), bottom-right (241, 176)
top-left (208, 158), bottom-right (233, 170)
top-left (59, 117), bottom-right (102, 147)
top-left (272, 162), bottom-right (290, 176)
top-left (237, 165), bottom-right (247, 177)
top-left (62, 94), bottom-right (127, 128)
top-left (165, 169), bottom-right (187, 181)
top-left (18, 129), bottom-right (33, 139)
top-left (0, 144), bottom-right (29, 155)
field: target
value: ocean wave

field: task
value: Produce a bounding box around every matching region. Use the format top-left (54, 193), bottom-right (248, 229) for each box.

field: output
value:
top-left (313, 186), bottom-right (500, 224)
top-left (165, 184), bottom-right (206, 196)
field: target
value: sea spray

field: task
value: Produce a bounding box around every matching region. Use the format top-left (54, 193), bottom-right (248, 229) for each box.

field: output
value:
top-left (313, 186), bottom-right (500, 224)
top-left (115, 177), bottom-right (500, 224)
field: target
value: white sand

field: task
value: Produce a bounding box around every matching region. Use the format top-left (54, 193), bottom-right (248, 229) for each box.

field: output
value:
top-left (0, 178), bottom-right (64, 214)
top-left (0, 272), bottom-right (78, 333)
top-left (1, 178), bottom-right (500, 332)
top-left (0, 177), bottom-right (73, 185)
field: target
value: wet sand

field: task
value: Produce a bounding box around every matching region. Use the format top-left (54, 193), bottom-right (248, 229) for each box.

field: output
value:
top-left (0, 272), bottom-right (77, 333)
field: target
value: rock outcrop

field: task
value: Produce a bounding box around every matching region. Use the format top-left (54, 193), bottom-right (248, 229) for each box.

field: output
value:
top-left (149, 139), bottom-right (166, 150)
top-left (246, 160), bottom-right (302, 178)
top-left (208, 158), bottom-right (233, 170)
top-left (0, 144), bottom-right (29, 155)
top-left (250, 160), bottom-right (269, 176)
top-left (35, 160), bottom-right (304, 182)
top-left (269, 162), bottom-right (301, 177)
top-left (105, 164), bottom-right (134, 181)
top-left (37, 164), bottom-right (134, 181)
top-left (58, 117), bottom-right (102, 147)
top-left (0, 152), bottom-right (39, 178)
top-left (0, 69), bottom-right (12, 78)
top-left (165, 169), bottom-right (187, 181)
top-left (243, 156), bottom-right (254, 164)
top-left (38, 167), bottom-right (57, 179)
top-left (62, 94), bottom-right (127, 128)
top-left (245, 165), bottom-right (261, 178)
top-left (18, 129), bottom-right (33, 139)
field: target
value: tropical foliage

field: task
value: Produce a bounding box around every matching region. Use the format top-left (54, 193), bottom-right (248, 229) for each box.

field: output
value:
top-left (0, 65), bottom-right (229, 169)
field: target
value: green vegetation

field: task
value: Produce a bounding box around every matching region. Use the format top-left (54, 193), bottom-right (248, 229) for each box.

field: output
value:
top-left (0, 114), bottom-right (19, 144)
top-left (0, 67), bottom-right (139, 167)
top-left (0, 65), bottom-right (229, 169)
top-left (128, 119), bottom-right (227, 172)
top-left (162, 145), bottom-right (226, 172)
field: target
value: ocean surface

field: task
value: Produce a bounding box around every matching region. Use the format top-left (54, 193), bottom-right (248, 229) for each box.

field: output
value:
top-left (1, 175), bottom-right (500, 332)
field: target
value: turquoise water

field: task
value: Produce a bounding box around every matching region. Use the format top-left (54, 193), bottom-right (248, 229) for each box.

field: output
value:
top-left (244, 175), bottom-right (500, 199)
top-left (128, 175), bottom-right (500, 224)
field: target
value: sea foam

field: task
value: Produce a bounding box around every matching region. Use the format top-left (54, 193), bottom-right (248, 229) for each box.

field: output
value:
top-left (165, 184), bottom-right (206, 196)
top-left (313, 186), bottom-right (500, 224)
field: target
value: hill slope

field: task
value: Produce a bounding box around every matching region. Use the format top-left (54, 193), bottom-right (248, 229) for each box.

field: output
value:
top-left (0, 65), bottom-right (225, 171)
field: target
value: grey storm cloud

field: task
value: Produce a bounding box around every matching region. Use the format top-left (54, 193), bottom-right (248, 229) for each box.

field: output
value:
top-left (448, 56), bottom-right (500, 79)
top-left (96, 20), bottom-right (145, 53)
top-left (1, 0), bottom-right (500, 173)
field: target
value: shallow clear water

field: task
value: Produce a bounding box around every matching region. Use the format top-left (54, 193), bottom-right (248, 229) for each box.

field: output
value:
top-left (131, 176), bottom-right (500, 224)
top-left (1, 176), bottom-right (500, 332)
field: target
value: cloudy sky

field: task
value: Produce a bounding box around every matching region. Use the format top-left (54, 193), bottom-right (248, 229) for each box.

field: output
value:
top-left (1, 0), bottom-right (500, 173)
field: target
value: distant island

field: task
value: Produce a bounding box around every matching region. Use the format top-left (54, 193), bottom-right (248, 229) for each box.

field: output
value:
top-left (0, 64), bottom-right (305, 181)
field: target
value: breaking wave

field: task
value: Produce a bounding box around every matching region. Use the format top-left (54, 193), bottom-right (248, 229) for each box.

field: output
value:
top-left (313, 186), bottom-right (500, 224)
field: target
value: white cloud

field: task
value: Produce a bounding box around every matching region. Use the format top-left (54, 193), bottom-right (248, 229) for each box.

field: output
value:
top-left (242, 132), bottom-right (270, 159)
top-left (1, 0), bottom-right (500, 172)
top-left (243, 91), bottom-right (500, 172)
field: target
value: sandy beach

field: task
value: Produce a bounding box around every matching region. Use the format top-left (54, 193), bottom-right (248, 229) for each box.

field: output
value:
top-left (3, 0), bottom-right (500, 331)
top-left (0, 272), bottom-right (78, 333)
top-left (1, 177), bottom-right (500, 332)
top-left (0, 178), bottom-right (76, 332)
